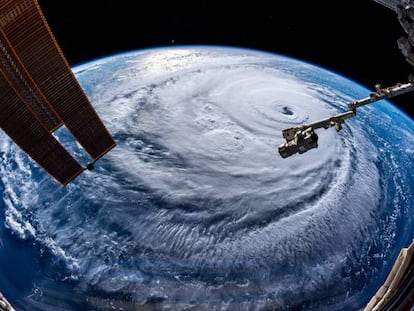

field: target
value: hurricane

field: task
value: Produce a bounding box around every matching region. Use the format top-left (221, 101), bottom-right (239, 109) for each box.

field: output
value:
top-left (1, 47), bottom-right (414, 310)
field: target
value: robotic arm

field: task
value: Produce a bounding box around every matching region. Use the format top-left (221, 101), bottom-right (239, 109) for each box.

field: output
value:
top-left (278, 81), bottom-right (414, 158)
top-left (279, 110), bottom-right (355, 158)
top-left (279, 0), bottom-right (414, 158)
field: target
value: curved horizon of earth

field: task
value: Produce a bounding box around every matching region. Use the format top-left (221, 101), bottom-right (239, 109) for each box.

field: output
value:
top-left (1, 46), bottom-right (414, 311)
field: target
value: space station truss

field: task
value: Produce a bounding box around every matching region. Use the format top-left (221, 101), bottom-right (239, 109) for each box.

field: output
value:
top-left (0, 0), bottom-right (116, 185)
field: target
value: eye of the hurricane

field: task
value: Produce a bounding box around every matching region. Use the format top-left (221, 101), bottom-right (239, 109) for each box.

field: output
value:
top-left (282, 106), bottom-right (294, 116)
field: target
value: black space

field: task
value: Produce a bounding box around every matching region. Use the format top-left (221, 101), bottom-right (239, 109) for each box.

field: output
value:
top-left (38, 0), bottom-right (414, 118)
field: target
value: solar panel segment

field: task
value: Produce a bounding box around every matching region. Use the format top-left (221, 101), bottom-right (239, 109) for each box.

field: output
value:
top-left (0, 0), bottom-right (116, 184)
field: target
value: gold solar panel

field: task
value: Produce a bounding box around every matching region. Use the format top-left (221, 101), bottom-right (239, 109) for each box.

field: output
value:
top-left (0, 0), bottom-right (116, 184)
top-left (0, 67), bottom-right (84, 185)
top-left (0, 28), bottom-right (62, 132)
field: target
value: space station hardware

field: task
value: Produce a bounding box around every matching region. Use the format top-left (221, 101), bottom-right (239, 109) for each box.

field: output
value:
top-left (0, 292), bottom-right (14, 311)
top-left (278, 81), bottom-right (414, 157)
top-left (279, 0), bottom-right (414, 158)
top-left (278, 110), bottom-right (355, 158)
top-left (364, 240), bottom-right (414, 311)
top-left (373, 0), bottom-right (414, 65)
top-left (0, 0), bottom-right (116, 185)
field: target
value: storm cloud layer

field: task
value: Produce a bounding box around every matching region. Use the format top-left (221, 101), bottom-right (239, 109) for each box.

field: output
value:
top-left (1, 47), bottom-right (414, 310)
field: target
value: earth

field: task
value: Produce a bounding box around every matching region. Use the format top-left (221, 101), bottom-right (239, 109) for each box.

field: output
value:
top-left (1, 46), bottom-right (414, 311)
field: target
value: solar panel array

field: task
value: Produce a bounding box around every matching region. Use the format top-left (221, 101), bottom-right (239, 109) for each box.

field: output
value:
top-left (0, 0), bottom-right (116, 185)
